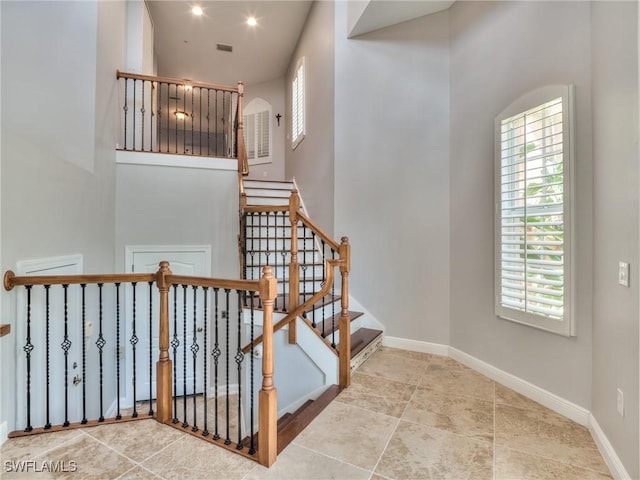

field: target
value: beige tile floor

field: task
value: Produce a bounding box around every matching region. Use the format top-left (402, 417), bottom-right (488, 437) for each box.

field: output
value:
top-left (1, 347), bottom-right (612, 479)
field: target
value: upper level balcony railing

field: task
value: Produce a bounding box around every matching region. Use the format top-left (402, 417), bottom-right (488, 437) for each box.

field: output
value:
top-left (117, 71), bottom-right (247, 173)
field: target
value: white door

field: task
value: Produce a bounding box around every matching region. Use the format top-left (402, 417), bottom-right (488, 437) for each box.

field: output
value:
top-left (125, 246), bottom-right (211, 405)
top-left (15, 255), bottom-right (83, 429)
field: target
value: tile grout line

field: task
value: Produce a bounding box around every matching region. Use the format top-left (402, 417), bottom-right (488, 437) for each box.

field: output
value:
top-left (290, 442), bottom-right (374, 476)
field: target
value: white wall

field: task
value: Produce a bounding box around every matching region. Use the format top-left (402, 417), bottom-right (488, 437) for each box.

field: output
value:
top-left (334, 3), bottom-right (451, 345)
top-left (285, 1), bottom-right (335, 235)
top-left (590, 3), bottom-right (639, 478)
top-left (449, 1), bottom-right (594, 408)
top-left (1, 0), bottom-right (126, 433)
top-left (245, 77), bottom-right (286, 181)
top-left (115, 163), bottom-right (238, 279)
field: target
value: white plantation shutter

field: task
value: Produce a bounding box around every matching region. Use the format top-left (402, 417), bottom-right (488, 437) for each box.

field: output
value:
top-left (257, 110), bottom-right (270, 158)
top-left (291, 58), bottom-right (305, 148)
top-left (244, 113), bottom-right (256, 160)
top-left (495, 85), bottom-right (575, 336)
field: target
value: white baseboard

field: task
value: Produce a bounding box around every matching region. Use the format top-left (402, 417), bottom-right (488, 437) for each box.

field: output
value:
top-left (382, 336), bottom-right (449, 357)
top-left (449, 347), bottom-right (590, 426)
top-left (0, 421), bottom-right (7, 445)
top-left (589, 414), bottom-right (632, 480)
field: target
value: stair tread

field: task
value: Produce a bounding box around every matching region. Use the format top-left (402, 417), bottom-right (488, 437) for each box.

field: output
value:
top-left (317, 311), bottom-right (364, 337)
top-left (348, 328), bottom-right (383, 358)
top-left (277, 385), bottom-right (342, 454)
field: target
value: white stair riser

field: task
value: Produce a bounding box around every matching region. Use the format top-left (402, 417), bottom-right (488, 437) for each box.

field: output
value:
top-left (246, 197), bottom-right (289, 206)
top-left (244, 188), bottom-right (292, 198)
top-left (244, 180), bottom-right (294, 190)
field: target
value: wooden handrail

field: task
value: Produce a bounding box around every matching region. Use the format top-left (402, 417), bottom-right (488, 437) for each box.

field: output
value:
top-left (116, 70), bottom-right (239, 93)
top-left (166, 274), bottom-right (259, 292)
top-left (297, 211), bottom-right (340, 252)
top-left (4, 271), bottom-right (155, 290)
top-left (245, 205), bottom-right (289, 213)
top-left (241, 259), bottom-right (342, 354)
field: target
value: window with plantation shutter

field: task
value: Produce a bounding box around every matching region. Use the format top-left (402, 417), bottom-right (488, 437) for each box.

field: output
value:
top-left (291, 57), bottom-right (305, 149)
top-left (495, 85), bottom-right (575, 336)
top-left (243, 98), bottom-right (272, 165)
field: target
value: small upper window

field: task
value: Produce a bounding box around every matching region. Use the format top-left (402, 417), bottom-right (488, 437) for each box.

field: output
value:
top-left (291, 57), bottom-right (305, 149)
top-left (495, 85), bottom-right (575, 336)
top-left (244, 98), bottom-right (272, 165)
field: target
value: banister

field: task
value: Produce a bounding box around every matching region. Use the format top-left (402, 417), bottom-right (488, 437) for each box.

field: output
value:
top-left (241, 259), bottom-right (342, 354)
top-left (3, 270), bottom-right (155, 290)
top-left (297, 211), bottom-right (340, 252)
top-left (245, 205), bottom-right (289, 213)
top-left (166, 274), bottom-right (259, 292)
top-left (116, 70), bottom-right (240, 93)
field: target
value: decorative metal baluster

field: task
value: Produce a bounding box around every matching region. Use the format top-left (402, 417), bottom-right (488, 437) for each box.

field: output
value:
top-left (235, 291), bottom-right (244, 449)
top-left (190, 85), bottom-right (194, 155)
top-left (174, 84), bottom-right (179, 154)
top-left (311, 231), bottom-right (317, 328)
top-left (331, 249), bottom-right (336, 348)
top-left (97, 283), bottom-right (106, 421)
top-left (191, 286), bottom-right (199, 432)
top-left (141, 79), bottom-right (145, 151)
top-left (258, 213), bottom-right (263, 309)
top-left (171, 284), bottom-right (179, 424)
top-left (206, 89), bottom-right (211, 156)
top-left (133, 78), bottom-right (137, 150)
top-left (131, 282), bottom-right (139, 418)
top-left (224, 288), bottom-right (231, 445)
top-left (166, 83), bottom-right (170, 152)
top-left (151, 82), bottom-right (155, 152)
top-left (202, 287), bottom-right (209, 437)
top-left (281, 211), bottom-right (287, 312)
top-left (182, 285), bottom-right (188, 428)
top-left (115, 283), bottom-right (122, 420)
top-left (123, 79), bottom-right (128, 150)
top-left (148, 281), bottom-right (154, 415)
top-left (23, 285), bottom-right (33, 432)
top-left (248, 292), bottom-right (256, 455)
top-left (222, 91), bottom-right (227, 155)
top-left (81, 284), bottom-right (87, 424)
top-left (212, 288), bottom-right (220, 439)
top-left (44, 285), bottom-right (51, 429)
top-left (182, 84), bottom-right (187, 154)
top-left (321, 240), bottom-right (326, 335)
top-left (301, 224), bottom-right (308, 320)
top-left (214, 90), bottom-right (219, 155)
top-left (61, 284), bottom-right (71, 427)
top-left (198, 87), bottom-right (202, 155)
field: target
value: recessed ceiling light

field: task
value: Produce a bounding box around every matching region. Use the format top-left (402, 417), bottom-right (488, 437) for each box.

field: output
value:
top-left (192, 6), bottom-right (203, 16)
top-left (247, 17), bottom-right (257, 27)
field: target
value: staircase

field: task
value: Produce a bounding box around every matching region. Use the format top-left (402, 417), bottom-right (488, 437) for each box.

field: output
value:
top-left (240, 178), bottom-right (383, 435)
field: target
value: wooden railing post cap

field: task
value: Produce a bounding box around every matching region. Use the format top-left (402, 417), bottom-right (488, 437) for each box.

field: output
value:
top-left (341, 236), bottom-right (349, 245)
top-left (3, 270), bottom-right (15, 291)
top-left (260, 266), bottom-right (278, 301)
top-left (237, 81), bottom-right (244, 94)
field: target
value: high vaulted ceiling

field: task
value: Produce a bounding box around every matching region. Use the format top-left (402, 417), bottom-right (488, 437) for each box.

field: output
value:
top-left (147, 1), bottom-right (457, 88)
top-left (146, 1), bottom-right (313, 87)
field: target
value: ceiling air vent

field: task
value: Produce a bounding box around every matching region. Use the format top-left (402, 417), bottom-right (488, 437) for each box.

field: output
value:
top-left (216, 43), bottom-right (233, 53)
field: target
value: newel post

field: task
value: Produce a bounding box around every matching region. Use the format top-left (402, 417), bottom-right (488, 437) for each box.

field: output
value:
top-left (338, 237), bottom-right (351, 388)
top-left (236, 81), bottom-right (248, 175)
top-left (155, 261), bottom-right (173, 423)
top-left (288, 190), bottom-right (300, 344)
top-left (258, 266), bottom-right (278, 467)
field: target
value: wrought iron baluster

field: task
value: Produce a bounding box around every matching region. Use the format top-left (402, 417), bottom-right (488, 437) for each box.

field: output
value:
top-left (202, 287), bottom-right (209, 437)
top-left (151, 82), bottom-right (155, 152)
top-left (224, 288), bottom-right (231, 445)
top-left (235, 290), bottom-right (244, 449)
top-left (23, 285), bottom-right (33, 432)
top-left (171, 284), bottom-right (179, 423)
top-left (123, 79), bottom-right (128, 150)
top-left (206, 88), bottom-right (211, 156)
top-left (191, 285), bottom-right (199, 432)
top-left (281, 211), bottom-right (287, 312)
top-left (214, 90), bottom-right (219, 155)
top-left (61, 284), bottom-right (71, 427)
top-left (44, 285), bottom-right (51, 429)
top-left (249, 293), bottom-right (256, 455)
top-left (311, 231), bottom-right (317, 328)
top-left (141, 79), bottom-right (145, 151)
top-left (148, 281), bottom-right (154, 415)
top-left (212, 288), bottom-right (220, 439)
top-left (302, 224), bottom-right (308, 320)
top-left (131, 282), bottom-right (139, 417)
top-left (182, 284), bottom-right (188, 428)
top-left (97, 283), bottom-right (106, 421)
top-left (198, 87), bottom-right (202, 155)
top-left (331, 249), bottom-right (336, 348)
top-left (81, 284), bottom-right (87, 424)
top-left (182, 84), bottom-right (187, 154)
top-left (174, 84), bottom-right (179, 154)
top-left (190, 85), bottom-right (194, 155)
top-left (133, 78), bottom-right (137, 150)
top-left (321, 240), bottom-right (326, 335)
top-left (115, 282), bottom-right (122, 420)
